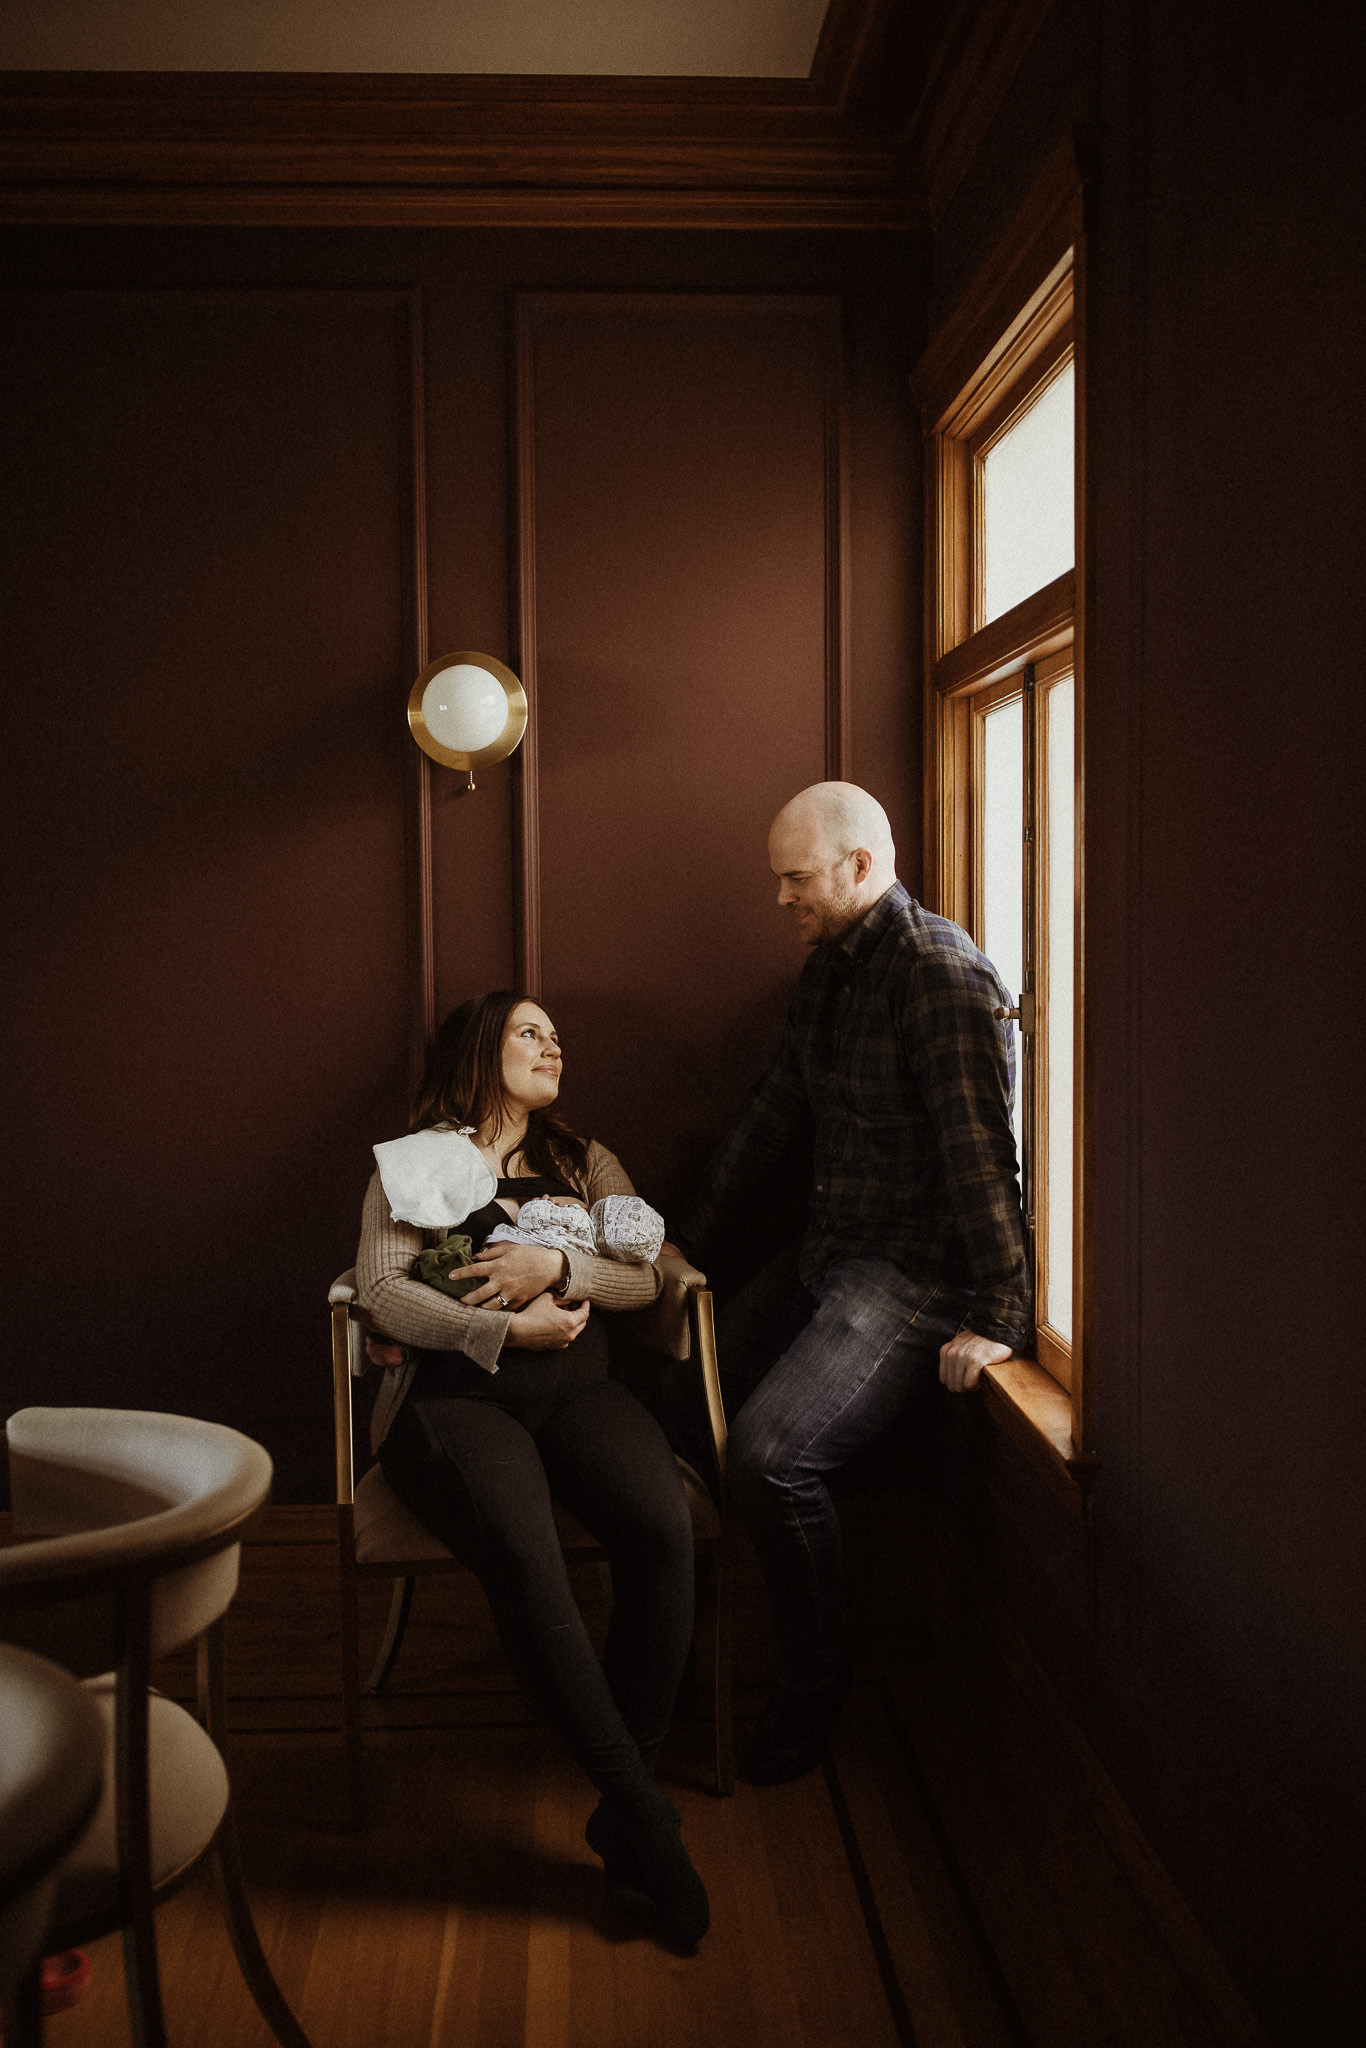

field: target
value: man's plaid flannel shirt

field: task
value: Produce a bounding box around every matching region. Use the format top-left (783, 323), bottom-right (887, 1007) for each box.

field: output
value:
top-left (677, 882), bottom-right (1032, 1351)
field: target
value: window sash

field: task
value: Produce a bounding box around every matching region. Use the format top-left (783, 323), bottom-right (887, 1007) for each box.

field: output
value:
top-left (968, 653), bottom-right (1075, 1394)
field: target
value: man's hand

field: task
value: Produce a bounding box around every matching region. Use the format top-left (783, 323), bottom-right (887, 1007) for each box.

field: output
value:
top-left (502, 1293), bottom-right (591, 1351)
top-left (939, 1328), bottom-right (1012, 1393)
top-left (364, 1335), bottom-right (408, 1371)
top-left (446, 1239), bottom-right (568, 1311)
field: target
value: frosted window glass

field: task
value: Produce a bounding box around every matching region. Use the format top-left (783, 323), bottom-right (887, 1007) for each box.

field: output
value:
top-left (1043, 677), bottom-right (1074, 1340)
top-left (981, 362), bottom-right (1074, 625)
top-left (981, 698), bottom-right (1024, 1166)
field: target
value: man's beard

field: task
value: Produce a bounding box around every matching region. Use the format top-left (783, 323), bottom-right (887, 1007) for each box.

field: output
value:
top-left (807, 879), bottom-right (862, 945)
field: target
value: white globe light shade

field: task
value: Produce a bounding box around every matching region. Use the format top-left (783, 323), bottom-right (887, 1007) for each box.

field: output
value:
top-left (421, 664), bottom-right (509, 753)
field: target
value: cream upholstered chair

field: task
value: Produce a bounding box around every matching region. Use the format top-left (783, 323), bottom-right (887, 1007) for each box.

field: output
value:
top-left (331, 1258), bottom-right (734, 1827)
top-left (0, 1643), bottom-right (105, 2048)
top-left (0, 1408), bottom-right (312, 2048)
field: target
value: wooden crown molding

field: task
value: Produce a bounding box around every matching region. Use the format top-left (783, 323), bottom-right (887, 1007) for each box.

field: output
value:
top-left (0, 68), bottom-right (923, 228)
top-left (0, 0), bottom-right (934, 233)
top-left (811, 0), bottom-right (927, 117)
top-left (903, 0), bottom-right (1060, 224)
top-left (0, 1), bottom-right (1069, 231)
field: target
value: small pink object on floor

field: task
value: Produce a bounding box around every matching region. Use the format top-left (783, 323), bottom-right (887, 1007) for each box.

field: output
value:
top-left (40, 1950), bottom-right (90, 2014)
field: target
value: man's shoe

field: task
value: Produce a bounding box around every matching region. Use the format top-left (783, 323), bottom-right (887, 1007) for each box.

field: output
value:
top-left (737, 1670), bottom-right (852, 1786)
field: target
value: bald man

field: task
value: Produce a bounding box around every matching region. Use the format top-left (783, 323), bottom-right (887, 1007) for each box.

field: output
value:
top-left (665, 782), bottom-right (1030, 1784)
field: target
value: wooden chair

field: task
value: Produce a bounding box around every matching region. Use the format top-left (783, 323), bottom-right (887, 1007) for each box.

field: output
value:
top-left (331, 1259), bottom-right (734, 1827)
top-left (0, 1643), bottom-right (105, 2048)
top-left (0, 1408), bottom-right (313, 2048)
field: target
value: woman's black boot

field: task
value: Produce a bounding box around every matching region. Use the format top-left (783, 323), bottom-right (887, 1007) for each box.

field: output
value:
top-left (585, 1800), bottom-right (657, 1923)
top-left (594, 1787), bottom-right (709, 1950)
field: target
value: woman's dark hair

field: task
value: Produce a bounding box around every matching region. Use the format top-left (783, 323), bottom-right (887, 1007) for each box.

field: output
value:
top-left (409, 990), bottom-right (590, 1191)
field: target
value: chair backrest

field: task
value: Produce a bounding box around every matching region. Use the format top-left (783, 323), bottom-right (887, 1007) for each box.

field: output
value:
top-left (0, 1643), bottom-right (105, 2002)
top-left (0, 1408), bottom-right (273, 1676)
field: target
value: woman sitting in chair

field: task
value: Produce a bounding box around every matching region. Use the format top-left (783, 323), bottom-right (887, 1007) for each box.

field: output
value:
top-left (355, 989), bottom-right (708, 1950)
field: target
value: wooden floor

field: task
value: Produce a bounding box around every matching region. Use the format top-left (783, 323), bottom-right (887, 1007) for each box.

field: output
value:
top-left (37, 1500), bottom-right (1266, 2048)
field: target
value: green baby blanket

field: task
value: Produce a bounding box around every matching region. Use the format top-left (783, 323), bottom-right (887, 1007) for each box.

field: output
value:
top-left (412, 1233), bottom-right (480, 1298)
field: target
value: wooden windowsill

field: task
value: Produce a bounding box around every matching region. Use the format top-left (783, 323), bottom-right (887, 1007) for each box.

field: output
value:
top-left (980, 1355), bottom-right (1098, 1516)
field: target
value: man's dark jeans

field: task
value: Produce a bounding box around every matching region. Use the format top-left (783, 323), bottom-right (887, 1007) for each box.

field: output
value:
top-left (657, 1247), bottom-right (970, 1699)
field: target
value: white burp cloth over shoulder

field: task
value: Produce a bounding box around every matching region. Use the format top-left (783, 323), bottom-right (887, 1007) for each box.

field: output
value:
top-left (486, 1195), bottom-right (599, 1258)
top-left (591, 1195), bottom-right (666, 1263)
top-left (373, 1126), bottom-right (496, 1229)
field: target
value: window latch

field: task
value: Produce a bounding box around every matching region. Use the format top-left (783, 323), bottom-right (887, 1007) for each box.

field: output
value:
top-left (994, 993), bottom-right (1036, 1034)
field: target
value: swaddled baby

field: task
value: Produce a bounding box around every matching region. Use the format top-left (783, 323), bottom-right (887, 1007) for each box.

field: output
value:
top-left (491, 1192), bottom-right (664, 1262)
top-left (415, 1192), bottom-right (665, 1298)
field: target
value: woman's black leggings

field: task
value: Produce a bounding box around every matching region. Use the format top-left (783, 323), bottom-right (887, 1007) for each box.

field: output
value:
top-left (377, 1319), bottom-right (695, 1795)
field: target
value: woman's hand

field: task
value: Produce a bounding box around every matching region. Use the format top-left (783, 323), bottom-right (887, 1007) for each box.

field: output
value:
top-left (446, 1240), bottom-right (569, 1311)
top-left (502, 1293), bottom-right (590, 1351)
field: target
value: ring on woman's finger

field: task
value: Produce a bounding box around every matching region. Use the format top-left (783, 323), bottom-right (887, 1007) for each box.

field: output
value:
top-left (496, 1293), bottom-right (510, 1309)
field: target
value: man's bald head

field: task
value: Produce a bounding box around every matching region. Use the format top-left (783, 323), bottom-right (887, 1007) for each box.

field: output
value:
top-left (771, 783), bottom-right (896, 870)
top-left (768, 782), bottom-right (898, 946)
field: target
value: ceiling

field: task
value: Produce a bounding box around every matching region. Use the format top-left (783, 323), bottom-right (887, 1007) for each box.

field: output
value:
top-left (0, 1), bottom-right (839, 78)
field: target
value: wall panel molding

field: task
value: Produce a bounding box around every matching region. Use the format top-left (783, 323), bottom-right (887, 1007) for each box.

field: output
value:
top-left (509, 289), bottom-right (850, 1197)
top-left (512, 307), bottom-right (543, 1000)
top-left (823, 311), bottom-right (852, 779)
top-left (512, 291), bottom-right (848, 1004)
top-left (399, 287), bottom-right (436, 1069)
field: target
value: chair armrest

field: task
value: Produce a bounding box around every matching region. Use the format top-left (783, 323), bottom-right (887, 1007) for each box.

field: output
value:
top-left (658, 1250), bottom-right (706, 1293)
top-left (329, 1270), bottom-right (358, 1307)
top-left (620, 1250), bottom-right (706, 1361)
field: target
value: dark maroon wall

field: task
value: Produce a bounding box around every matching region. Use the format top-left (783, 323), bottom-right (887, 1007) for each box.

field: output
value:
top-left (0, 228), bottom-right (922, 1500)
top-left (522, 294), bottom-right (836, 1204)
top-left (932, 3), bottom-right (1365, 2039)
top-left (0, 283), bottom-right (413, 1465)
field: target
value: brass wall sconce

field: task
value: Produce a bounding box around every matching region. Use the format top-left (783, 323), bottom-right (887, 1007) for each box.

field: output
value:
top-left (407, 652), bottom-right (528, 791)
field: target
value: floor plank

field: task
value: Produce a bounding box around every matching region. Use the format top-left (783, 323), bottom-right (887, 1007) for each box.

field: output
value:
top-left (829, 1689), bottom-right (1014, 2048)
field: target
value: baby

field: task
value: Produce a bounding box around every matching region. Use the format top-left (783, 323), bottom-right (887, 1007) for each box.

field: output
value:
top-left (414, 1190), bottom-right (665, 1299)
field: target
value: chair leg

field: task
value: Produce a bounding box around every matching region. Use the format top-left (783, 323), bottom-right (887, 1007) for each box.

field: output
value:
top-left (367, 1576), bottom-right (415, 1694)
top-left (712, 1539), bottom-right (736, 1797)
top-left (337, 1546), bottom-right (366, 1832)
top-left (121, 1898), bottom-right (169, 2048)
top-left (211, 1811), bottom-right (313, 2048)
top-left (117, 1607), bottom-right (169, 2048)
top-left (3, 1956), bottom-right (45, 2048)
top-left (193, 1623), bottom-right (311, 2044)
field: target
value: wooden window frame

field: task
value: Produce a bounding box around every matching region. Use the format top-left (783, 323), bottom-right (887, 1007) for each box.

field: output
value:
top-left (914, 147), bottom-right (1095, 1508)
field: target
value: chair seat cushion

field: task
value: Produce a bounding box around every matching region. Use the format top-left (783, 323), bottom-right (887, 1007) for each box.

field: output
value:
top-left (351, 1455), bottom-right (720, 1564)
top-left (353, 1464), bottom-right (453, 1563)
top-left (51, 1682), bottom-right (229, 1935)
